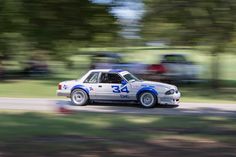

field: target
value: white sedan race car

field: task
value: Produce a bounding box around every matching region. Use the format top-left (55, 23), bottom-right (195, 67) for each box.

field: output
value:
top-left (57, 69), bottom-right (181, 108)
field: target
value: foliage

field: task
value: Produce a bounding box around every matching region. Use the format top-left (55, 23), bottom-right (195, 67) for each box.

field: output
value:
top-left (0, 0), bottom-right (119, 60)
top-left (143, 0), bottom-right (236, 46)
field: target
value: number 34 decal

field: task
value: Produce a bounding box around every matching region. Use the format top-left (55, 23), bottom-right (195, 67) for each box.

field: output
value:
top-left (112, 85), bottom-right (129, 93)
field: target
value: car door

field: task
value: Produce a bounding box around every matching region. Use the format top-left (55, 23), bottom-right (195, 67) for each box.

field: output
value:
top-left (95, 72), bottom-right (132, 100)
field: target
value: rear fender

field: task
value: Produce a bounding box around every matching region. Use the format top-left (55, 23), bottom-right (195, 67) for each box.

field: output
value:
top-left (71, 85), bottom-right (89, 96)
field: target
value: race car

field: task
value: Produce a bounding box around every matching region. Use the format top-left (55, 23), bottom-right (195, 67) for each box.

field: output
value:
top-left (57, 69), bottom-right (181, 108)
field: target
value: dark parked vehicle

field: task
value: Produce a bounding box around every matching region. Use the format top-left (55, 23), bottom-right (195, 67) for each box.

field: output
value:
top-left (148, 54), bottom-right (201, 83)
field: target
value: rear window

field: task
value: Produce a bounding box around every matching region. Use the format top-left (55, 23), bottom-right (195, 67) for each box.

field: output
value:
top-left (84, 72), bottom-right (99, 83)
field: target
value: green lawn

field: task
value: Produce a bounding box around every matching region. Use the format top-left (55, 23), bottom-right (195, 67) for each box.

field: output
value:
top-left (0, 112), bottom-right (235, 156)
top-left (0, 69), bottom-right (87, 98)
top-left (0, 80), bottom-right (56, 98)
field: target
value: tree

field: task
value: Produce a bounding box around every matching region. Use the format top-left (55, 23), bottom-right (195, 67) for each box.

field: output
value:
top-left (143, 0), bottom-right (236, 87)
top-left (20, 0), bottom-right (119, 50)
top-left (0, 0), bottom-right (119, 63)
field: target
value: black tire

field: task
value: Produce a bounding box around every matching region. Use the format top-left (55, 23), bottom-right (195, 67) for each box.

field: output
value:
top-left (70, 89), bottom-right (88, 106)
top-left (139, 92), bottom-right (157, 108)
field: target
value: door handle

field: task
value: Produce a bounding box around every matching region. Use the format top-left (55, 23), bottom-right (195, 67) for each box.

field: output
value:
top-left (98, 85), bottom-right (102, 88)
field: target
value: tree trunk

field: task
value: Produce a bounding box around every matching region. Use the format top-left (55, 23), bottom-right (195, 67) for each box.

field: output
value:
top-left (211, 44), bottom-right (224, 88)
top-left (0, 59), bottom-right (3, 80)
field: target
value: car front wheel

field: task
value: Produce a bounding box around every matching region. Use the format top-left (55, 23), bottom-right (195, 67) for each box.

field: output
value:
top-left (71, 89), bottom-right (88, 106)
top-left (139, 92), bottom-right (157, 108)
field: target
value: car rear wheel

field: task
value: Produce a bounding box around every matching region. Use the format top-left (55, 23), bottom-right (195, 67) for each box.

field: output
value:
top-left (71, 89), bottom-right (88, 106)
top-left (139, 92), bottom-right (156, 108)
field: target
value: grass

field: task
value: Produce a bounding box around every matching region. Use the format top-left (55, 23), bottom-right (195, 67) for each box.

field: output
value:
top-left (179, 85), bottom-right (236, 103)
top-left (0, 69), bottom-right (87, 98)
top-left (0, 80), bottom-right (56, 98)
top-left (0, 112), bottom-right (235, 156)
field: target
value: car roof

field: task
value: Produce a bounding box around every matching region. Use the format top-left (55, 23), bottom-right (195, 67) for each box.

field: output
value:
top-left (89, 69), bottom-right (127, 74)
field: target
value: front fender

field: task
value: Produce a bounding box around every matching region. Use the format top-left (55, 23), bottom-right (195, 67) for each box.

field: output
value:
top-left (136, 87), bottom-right (158, 99)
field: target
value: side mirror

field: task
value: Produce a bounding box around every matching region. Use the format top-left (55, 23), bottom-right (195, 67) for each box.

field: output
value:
top-left (121, 80), bottom-right (127, 85)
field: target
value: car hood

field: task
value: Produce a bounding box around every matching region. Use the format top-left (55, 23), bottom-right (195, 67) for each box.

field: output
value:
top-left (135, 80), bottom-right (177, 90)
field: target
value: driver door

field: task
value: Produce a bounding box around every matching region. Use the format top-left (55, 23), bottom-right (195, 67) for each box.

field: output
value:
top-left (95, 72), bottom-right (132, 100)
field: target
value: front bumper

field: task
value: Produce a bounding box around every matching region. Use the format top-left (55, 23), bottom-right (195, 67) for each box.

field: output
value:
top-left (159, 92), bottom-right (181, 105)
top-left (57, 90), bottom-right (70, 97)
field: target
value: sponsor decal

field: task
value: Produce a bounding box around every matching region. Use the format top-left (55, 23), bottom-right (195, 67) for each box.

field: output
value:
top-left (112, 85), bottom-right (129, 93)
top-left (63, 85), bottom-right (68, 90)
top-left (141, 84), bottom-right (155, 88)
top-left (120, 95), bottom-right (129, 98)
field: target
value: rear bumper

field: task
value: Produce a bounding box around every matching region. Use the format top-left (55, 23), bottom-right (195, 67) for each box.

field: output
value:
top-left (159, 92), bottom-right (181, 105)
top-left (57, 90), bottom-right (70, 97)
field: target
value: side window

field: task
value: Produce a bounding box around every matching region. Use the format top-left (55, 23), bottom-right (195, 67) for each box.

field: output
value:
top-left (100, 73), bottom-right (123, 84)
top-left (84, 72), bottom-right (99, 83)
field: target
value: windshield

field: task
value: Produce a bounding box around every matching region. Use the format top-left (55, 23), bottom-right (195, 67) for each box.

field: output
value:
top-left (123, 73), bottom-right (140, 82)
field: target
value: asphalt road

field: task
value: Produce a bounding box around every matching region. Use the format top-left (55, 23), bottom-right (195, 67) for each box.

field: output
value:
top-left (0, 97), bottom-right (236, 116)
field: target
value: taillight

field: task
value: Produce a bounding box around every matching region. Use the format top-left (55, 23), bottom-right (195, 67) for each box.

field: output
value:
top-left (148, 64), bottom-right (167, 73)
top-left (58, 84), bottom-right (62, 90)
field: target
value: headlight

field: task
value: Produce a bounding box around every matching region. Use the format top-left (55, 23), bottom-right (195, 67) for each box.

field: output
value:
top-left (165, 89), bottom-right (175, 95)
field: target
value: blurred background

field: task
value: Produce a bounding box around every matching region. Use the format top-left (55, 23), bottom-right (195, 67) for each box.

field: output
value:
top-left (1, 1), bottom-right (236, 157)
top-left (0, 0), bottom-right (236, 102)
